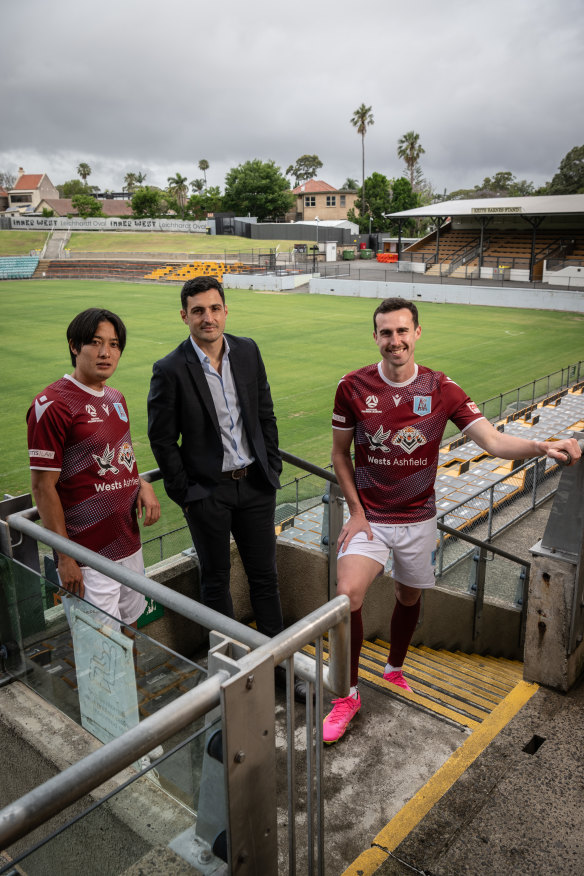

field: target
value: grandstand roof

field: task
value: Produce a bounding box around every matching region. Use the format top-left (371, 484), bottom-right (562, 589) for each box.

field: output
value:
top-left (388, 194), bottom-right (584, 219)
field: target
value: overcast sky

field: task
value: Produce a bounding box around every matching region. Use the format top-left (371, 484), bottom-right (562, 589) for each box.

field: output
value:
top-left (2, 0), bottom-right (583, 197)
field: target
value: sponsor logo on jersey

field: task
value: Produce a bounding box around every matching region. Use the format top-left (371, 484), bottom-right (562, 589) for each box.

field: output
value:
top-left (332, 413), bottom-right (346, 423)
top-left (391, 426), bottom-right (427, 454)
top-left (93, 443), bottom-right (120, 476)
top-left (117, 442), bottom-right (136, 472)
top-left (365, 425), bottom-right (392, 452)
top-left (113, 402), bottom-right (128, 423)
top-left (361, 394), bottom-right (381, 413)
top-left (85, 403), bottom-right (103, 423)
top-left (413, 396), bottom-right (432, 416)
top-left (392, 394), bottom-right (402, 407)
top-left (466, 402), bottom-right (481, 414)
top-left (34, 395), bottom-right (53, 421)
top-left (29, 448), bottom-right (56, 459)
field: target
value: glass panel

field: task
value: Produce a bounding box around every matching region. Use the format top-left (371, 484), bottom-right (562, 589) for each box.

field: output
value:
top-left (436, 534), bottom-right (528, 607)
top-left (0, 716), bottom-right (224, 876)
top-left (483, 554), bottom-right (527, 606)
top-left (0, 555), bottom-right (205, 756)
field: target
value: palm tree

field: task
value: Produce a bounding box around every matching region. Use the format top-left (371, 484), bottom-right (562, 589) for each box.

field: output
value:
top-left (397, 131), bottom-right (425, 186)
top-left (198, 159), bottom-right (209, 187)
top-left (351, 104), bottom-right (374, 214)
top-left (341, 177), bottom-right (359, 191)
top-left (77, 162), bottom-right (92, 186)
top-left (123, 172), bottom-right (138, 193)
top-left (190, 178), bottom-right (205, 194)
top-left (167, 172), bottom-right (189, 215)
top-left (135, 171), bottom-right (147, 187)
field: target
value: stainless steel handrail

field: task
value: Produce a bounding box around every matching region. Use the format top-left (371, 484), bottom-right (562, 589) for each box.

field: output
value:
top-left (4, 508), bottom-right (349, 693)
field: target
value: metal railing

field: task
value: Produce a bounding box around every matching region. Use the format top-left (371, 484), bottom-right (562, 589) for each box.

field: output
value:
top-left (0, 502), bottom-right (350, 873)
top-left (475, 364), bottom-right (583, 423)
top-left (446, 238), bottom-right (490, 275)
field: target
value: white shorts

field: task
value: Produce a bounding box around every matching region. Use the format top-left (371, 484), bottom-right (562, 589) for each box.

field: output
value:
top-left (61, 548), bottom-right (147, 627)
top-left (339, 518), bottom-right (437, 589)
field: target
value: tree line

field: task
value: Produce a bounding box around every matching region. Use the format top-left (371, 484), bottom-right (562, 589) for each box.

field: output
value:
top-left (2, 133), bottom-right (583, 224)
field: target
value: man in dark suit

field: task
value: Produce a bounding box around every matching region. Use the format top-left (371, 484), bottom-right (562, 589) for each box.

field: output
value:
top-left (147, 275), bottom-right (286, 645)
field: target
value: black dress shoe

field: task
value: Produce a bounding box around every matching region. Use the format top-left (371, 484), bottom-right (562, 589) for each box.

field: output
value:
top-left (293, 679), bottom-right (313, 704)
top-left (274, 666), bottom-right (315, 704)
top-left (274, 665), bottom-right (287, 689)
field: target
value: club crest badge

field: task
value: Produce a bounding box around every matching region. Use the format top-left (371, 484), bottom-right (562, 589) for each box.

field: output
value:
top-left (365, 425), bottom-right (392, 452)
top-left (117, 442), bottom-right (136, 472)
top-left (413, 396), bottom-right (432, 416)
top-left (392, 426), bottom-right (427, 454)
top-left (113, 402), bottom-right (128, 423)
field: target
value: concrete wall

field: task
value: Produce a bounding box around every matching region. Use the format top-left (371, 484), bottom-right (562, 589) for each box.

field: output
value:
top-left (0, 684), bottom-right (193, 869)
top-left (543, 264), bottom-right (584, 288)
top-left (309, 276), bottom-right (584, 313)
top-left (146, 539), bottom-right (523, 662)
top-left (223, 272), bottom-right (310, 291)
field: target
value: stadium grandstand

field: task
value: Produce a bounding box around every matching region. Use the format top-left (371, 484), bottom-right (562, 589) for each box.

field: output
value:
top-left (391, 193), bottom-right (584, 285)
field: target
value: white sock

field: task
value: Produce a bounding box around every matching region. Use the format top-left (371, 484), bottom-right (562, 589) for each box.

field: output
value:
top-left (349, 685), bottom-right (359, 698)
top-left (385, 663), bottom-right (402, 674)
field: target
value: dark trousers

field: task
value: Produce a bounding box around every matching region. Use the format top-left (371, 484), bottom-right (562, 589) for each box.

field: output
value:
top-left (184, 466), bottom-right (283, 638)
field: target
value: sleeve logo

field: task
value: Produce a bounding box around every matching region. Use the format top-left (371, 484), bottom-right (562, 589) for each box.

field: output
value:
top-left (466, 402), bottom-right (481, 414)
top-left (34, 395), bottom-right (53, 421)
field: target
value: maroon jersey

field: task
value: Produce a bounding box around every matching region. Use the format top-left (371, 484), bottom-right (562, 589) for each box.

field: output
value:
top-left (332, 363), bottom-right (483, 524)
top-left (27, 375), bottom-right (141, 561)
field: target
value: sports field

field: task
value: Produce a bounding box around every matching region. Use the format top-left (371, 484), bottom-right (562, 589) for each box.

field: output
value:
top-left (2, 278), bottom-right (583, 537)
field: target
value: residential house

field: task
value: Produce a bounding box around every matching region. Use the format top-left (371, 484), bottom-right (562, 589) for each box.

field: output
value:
top-left (290, 179), bottom-right (358, 222)
top-left (5, 168), bottom-right (59, 214)
top-left (36, 198), bottom-right (133, 218)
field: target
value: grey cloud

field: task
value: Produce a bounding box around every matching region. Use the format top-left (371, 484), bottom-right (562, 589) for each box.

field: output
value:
top-left (1, 0), bottom-right (583, 194)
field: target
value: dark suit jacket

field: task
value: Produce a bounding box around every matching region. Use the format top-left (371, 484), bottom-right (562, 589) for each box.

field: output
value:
top-left (147, 333), bottom-right (282, 507)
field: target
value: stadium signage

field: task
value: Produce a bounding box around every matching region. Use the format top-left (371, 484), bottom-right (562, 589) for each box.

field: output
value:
top-left (9, 216), bottom-right (213, 233)
top-left (470, 207), bottom-right (523, 214)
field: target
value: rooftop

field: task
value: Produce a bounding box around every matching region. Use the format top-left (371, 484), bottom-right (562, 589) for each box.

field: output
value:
top-left (389, 193), bottom-right (584, 219)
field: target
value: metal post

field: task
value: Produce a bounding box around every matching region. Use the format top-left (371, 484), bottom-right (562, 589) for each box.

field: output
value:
top-left (327, 482), bottom-right (344, 602)
top-left (473, 546), bottom-right (487, 641)
top-left (487, 486), bottom-right (495, 540)
top-left (221, 652), bottom-right (278, 874)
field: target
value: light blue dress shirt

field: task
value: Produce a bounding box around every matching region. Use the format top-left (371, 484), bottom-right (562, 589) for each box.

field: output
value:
top-left (190, 336), bottom-right (254, 472)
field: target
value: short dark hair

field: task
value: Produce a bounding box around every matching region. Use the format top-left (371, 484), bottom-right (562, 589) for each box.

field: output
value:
top-left (373, 297), bottom-right (419, 331)
top-left (180, 276), bottom-right (225, 311)
top-left (66, 308), bottom-right (127, 366)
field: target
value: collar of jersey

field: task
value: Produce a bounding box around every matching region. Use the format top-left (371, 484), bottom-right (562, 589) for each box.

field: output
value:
top-left (64, 373), bottom-right (106, 397)
top-left (377, 362), bottom-right (418, 387)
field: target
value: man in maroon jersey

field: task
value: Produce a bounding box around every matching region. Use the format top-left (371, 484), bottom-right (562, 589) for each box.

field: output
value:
top-left (324, 296), bottom-right (581, 743)
top-left (27, 308), bottom-right (160, 629)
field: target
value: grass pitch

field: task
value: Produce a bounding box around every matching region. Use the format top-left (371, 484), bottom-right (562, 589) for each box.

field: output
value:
top-left (2, 278), bottom-right (583, 538)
